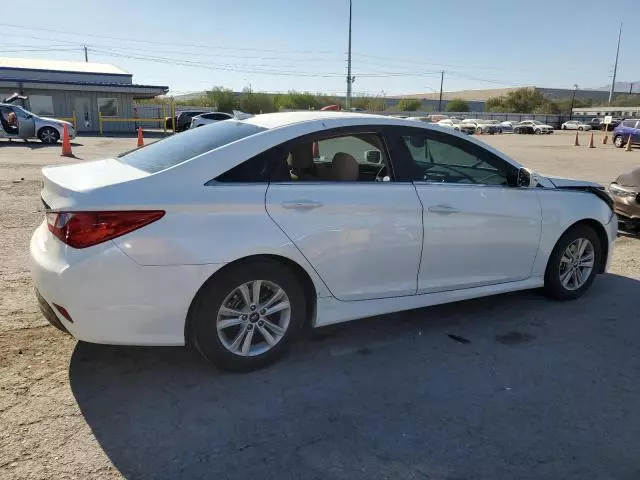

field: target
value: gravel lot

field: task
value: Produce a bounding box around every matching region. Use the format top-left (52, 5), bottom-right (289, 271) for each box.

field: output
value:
top-left (1, 131), bottom-right (639, 480)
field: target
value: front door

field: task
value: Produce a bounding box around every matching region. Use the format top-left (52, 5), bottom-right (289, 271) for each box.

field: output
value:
top-left (74, 97), bottom-right (92, 131)
top-left (266, 129), bottom-right (423, 301)
top-left (389, 127), bottom-right (542, 293)
top-left (15, 107), bottom-right (35, 139)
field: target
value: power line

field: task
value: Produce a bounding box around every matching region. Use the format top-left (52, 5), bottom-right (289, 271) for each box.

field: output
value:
top-left (0, 22), bottom-right (338, 55)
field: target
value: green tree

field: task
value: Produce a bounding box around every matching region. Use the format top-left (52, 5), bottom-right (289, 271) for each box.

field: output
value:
top-left (205, 87), bottom-right (237, 112)
top-left (445, 98), bottom-right (469, 112)
top-left (486, 87), bottom-right (558, 113)
top-left (397, 98), bottom-right (423, 111)
top-left (350, 96), bottom-right (371, 110)
top-left (237, 90), bottom-right (277, 114)
top-left (610, 94), bottom-right (640, 107)
top-left (276, 91), bottom-right (321, 110)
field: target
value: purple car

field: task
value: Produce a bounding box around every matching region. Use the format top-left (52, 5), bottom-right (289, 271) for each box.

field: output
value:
top-left (613, 119), bottom-right (640, 148)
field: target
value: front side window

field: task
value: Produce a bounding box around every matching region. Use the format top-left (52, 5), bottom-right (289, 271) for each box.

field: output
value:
top-left (401, 132), bottom-right (511, 186)
top-left (97, 98), bottom-right (118, 117)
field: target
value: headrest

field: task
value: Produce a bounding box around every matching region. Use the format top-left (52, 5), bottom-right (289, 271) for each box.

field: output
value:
top-left (331, 152), bottom-right (359, 181)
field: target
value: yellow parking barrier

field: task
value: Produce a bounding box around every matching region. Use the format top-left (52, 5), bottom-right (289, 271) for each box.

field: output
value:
top-left (57, 111), bottom-right (77, 131)
top-left (98, 112), bottom-right (166, 135)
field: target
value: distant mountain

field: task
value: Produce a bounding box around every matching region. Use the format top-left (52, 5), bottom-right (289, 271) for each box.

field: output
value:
top-left (592, 81), bottom-right (640, 93)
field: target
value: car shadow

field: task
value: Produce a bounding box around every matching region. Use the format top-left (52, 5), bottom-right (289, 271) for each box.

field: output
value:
top-left (0, 140), bottom-right (84, 149)
top-left (69, 273), bottom-right (640, 480)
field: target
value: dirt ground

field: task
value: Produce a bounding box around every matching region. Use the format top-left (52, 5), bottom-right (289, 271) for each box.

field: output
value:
top-left (0, 131), bottom-right (639, 480)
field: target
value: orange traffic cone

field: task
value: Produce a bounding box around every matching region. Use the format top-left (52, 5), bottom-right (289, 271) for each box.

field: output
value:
top-left (625, 134), bottom-right (633, 151)
top-left (573, 131), bottom-right (579, 146)
top-left (61, 124), bottom-right (73, 157)
top-left (137, 127), bottom-right (144, 148)
top-left (588, 132), bottom-right (595, 148)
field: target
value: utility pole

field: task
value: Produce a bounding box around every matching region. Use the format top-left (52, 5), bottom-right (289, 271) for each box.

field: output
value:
top-left (346, 0), bottom-right (353, 109)
top-left (629, 82), bottom-right (634, 95)
top-left (83, 45), bottom-right (88, 62)
top-left (438, 70), bottom-right (444, 112)
top-left (608, 22), bottom-right (622, 105)
top-left (569, 84), bottom-right (578, 120)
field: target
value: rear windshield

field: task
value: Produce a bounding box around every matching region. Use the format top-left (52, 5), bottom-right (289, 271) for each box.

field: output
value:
top-left (117, 121), bottom-right (266, 173)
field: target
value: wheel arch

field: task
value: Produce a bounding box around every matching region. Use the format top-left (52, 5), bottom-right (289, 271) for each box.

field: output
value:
top-left (558, 218), bottom-right (609, 273)
top-left (184, 254), bottom-right (318, 344)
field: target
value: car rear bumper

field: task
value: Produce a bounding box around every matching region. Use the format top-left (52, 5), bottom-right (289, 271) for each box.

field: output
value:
top-left (29, 222), bottom-right (222, 346)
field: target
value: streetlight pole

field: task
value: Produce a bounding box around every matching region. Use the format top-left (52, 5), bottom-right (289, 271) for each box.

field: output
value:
top-left (346, 0), bottom-right (354, 109)
top-left (569, 84), bottom-right (578, 120)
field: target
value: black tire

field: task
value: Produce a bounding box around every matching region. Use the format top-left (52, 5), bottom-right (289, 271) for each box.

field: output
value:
top-left (614, 135), bottom-right (625, 148)
top-left (476, 127), bottom-right (483, 134)
top-left (534, 129), bottom-right (542, 135)
top-left (543, 225), bottom-right (602, 301)
top-left (189, 259), bottom-right (307, 372)
top-left (578, 126), bottom-right (584, 131)
top-left (38, 127), bottom-right (60, 144)
top-left (561, 125), bottom-right (566, 130)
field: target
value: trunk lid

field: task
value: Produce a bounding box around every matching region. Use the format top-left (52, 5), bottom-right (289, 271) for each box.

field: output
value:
top-left (41, 159), bottom-right (148, 210)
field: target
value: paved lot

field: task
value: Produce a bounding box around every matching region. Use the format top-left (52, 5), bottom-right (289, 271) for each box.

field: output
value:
top-left (1, 131), bottom-right (639, 480)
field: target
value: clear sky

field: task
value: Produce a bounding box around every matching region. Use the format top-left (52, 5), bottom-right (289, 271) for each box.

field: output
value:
top-left (2, 0), bottom-right (638, 97)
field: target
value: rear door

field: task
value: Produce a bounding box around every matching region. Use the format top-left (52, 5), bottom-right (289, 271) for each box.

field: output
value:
top-left (265, 126), bottom-right (424, 301)
top-left (387, 126), bottom-right (542, 293)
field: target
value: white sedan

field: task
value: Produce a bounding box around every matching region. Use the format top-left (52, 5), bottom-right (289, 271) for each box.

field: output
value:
top-left (189, 111), bottom-right (234, 128)
top-left (561, 120), bottom-right (592, 131)
top-left (31, 111), bottom-right (617, 371)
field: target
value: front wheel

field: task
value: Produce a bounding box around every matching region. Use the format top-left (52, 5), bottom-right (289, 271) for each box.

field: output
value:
top-left (578, 126), bottom-right (584, 131)
top-left (544, 225), bottom-right (601, 301)
top-left (38, 127), bottom-right (60, 144)
top-left (534, 129), bottom-right (542, 135)
top-left (189, 259), bottom-right (307, 371)
top-left (476, 127), bottom-right (483, 134)
top-left (614, 135), bottom-right (624, 148)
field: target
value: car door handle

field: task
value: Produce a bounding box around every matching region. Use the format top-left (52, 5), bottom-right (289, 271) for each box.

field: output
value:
top-left (428, 204), bottom-right (460, 214)
top-left (281, 200), bottom-right (323, 210)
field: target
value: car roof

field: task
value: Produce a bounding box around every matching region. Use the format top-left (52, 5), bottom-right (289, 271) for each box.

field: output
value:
top-left (240, 111), bottom-right (376, 129)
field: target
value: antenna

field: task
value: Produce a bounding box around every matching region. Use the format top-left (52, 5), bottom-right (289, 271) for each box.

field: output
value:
top-left (608, 22), bottom-right (622, 105)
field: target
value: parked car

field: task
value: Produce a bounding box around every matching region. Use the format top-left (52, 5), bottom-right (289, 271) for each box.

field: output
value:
top-left (461, 119), bottom-right (498, 134)
top-left (518, 120), bottom-right (554, 135)
top-left (190, 111), bottom-right (235, 128)
top-left (513, 122), bottom-right (535, 134)
top-left (0, 103), bottom-right (75, 144)
top-left (165, 110), bottom-right (210, 132)
top-left (561, 120), bottom-right (592, 131)
top-left (613, 118), bottom-right (640, 148)
top-left (609, 167), bottom-right (640, 229)
top-left (499, 121), bottom-right (514, 133)
top-left (588, 117), bottom-right (620, 131)
top-left (484, 120), bottom-right (506, 133)
top-left (31, 111), bottom-right (616, 371)
top-left (437, 118), bottom-right (475, 134)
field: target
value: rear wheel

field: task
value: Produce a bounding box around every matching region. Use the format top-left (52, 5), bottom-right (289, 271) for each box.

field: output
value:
top-left (534, 129), bottom-right (542, 135)
top-left (189, 259), bottom-right (307, 371)
top-left (614, 135), bottom-right (624, 148)
top-left (544, 225), bottom-right (601, 301)
top-left (38, 127), bottom-right (60, 144)
top-left (476, 127), bottom-right (483, 134)
top-left (578, 126), bottom-right (584, 131)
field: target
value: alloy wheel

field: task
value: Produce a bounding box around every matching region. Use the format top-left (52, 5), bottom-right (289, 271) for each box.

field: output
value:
top-left (40, 127), bottom-right (59, 144)
top-left (216, 280), bottom-right (291, 356)
top-left (558, 238), bottom-right (595, 291)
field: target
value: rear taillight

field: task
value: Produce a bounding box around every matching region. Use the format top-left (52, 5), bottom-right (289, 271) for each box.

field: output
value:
top-left (46, 211), bottom-right (165, 248)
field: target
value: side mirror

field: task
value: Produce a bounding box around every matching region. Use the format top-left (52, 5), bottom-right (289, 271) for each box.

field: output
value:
top-left (365, 149), bottom-right (382, 164)
top-left (517, 168), bottom-right (531, 187)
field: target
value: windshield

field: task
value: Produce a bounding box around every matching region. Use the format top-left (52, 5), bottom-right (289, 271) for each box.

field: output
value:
top-left (118, 120), bottom-right (266, 173)
top-left (13, 105), bottom-right (34, 117)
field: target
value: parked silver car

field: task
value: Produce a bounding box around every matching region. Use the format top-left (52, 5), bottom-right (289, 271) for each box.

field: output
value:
top-left (0, 103), bottom-right (75, 144)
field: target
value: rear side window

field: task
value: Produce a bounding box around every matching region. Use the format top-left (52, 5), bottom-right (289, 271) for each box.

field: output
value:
top-left (118, 121), bottom-right (266, 173)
